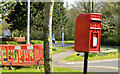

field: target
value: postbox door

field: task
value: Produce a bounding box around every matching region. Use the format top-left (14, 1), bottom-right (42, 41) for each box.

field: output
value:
top-left (89, 18), bottom-right (101, 52)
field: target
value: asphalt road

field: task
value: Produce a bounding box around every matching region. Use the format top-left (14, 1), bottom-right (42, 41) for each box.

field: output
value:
top-left (53, 43), bottom-right (74, 47)
top-left (53, 50), bottom-right (119, 72)
top-left (53, 43), bottom-right (119, 72)
top-left (61, 59), bottom-right (119, 72)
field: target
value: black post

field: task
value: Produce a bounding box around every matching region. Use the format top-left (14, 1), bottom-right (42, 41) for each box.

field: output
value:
top-left (37, 62), bottom-right (39, 70)
top-left (84, 52), bottom-right (88, 74)
top-left (9, 63), bottom-right (13, 70)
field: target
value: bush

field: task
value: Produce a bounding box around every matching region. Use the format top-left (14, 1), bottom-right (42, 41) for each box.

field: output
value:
top-left (52, 48), bottom-right (57, 51)
top-left (101, 32), bottom-right (120, 46)
top-left (30, 40), bottom-right (43, 44)
top-left (1, 40), bottom-right (43, 45)
top-left (88, 53), bottom-right (98, 57)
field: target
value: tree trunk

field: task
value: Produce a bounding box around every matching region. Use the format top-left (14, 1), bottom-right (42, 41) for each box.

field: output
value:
top-left (88, 0), bottom-right (91, 13)
top-left (92, 0), bottom-right (94, 13)
top-left (11, 31), bottom-right (14, 37)
top-left (43, 1), bottom-right (54, 73)
top-left (19, 31), bottom-right (22, 37)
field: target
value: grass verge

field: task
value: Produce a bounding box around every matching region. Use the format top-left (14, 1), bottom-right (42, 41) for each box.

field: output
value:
top-left (52, 47), bottom-right (66, 54)
top-left (64, 52), bottom-right (119, 61)
top-left (1, 66), bottom-right (81, 72)
top-left (54, 47), bottom-right (74, 50)
top-left (1, 66), bottom-right (95, 74)
top-left (57, 41), bottom-right (74, 44)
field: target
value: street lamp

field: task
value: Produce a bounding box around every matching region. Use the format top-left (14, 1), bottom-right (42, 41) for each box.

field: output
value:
top-left (26, 0), bottom-right (30, 44)
top-left (62, 27), bottom-right (64, 47)
top-left (0, 14), bottom-right (2, 22)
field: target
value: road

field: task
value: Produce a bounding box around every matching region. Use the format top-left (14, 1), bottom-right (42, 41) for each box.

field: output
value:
top-left (53, 43), bottom-right (74, 47)
top-left (53, 43), bottom-right (119, 72)
top-left (53, 50), bottom-right (119, 72)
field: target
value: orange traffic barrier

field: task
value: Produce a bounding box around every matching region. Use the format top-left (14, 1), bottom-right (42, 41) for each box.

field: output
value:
top-left (0, 44), bottom-right (44, 66)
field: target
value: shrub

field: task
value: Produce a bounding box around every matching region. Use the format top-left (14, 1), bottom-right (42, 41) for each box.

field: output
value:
top-left (88, 53), bottom-right (98, 57)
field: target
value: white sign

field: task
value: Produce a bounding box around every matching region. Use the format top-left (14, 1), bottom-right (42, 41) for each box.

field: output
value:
top-left (15, 46), bottom-right (21, 50)
top-left (27, 46), bottom-right (33, 49)
top-left (3, 30), bottom-right (11, 36)
top-left (93, 37), bottom-right (97, 47)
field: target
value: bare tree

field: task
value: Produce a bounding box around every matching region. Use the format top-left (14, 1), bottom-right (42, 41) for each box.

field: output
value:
top-left (43, 1), bottom-right (54, 73)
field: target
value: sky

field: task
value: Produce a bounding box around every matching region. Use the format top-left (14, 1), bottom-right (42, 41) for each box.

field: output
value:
top-left (63, 0), bottom-right (119, 8)
top-left (63, 0), bottom-right (75, 8)
top-left (63, 0), bottom-right (75, 3)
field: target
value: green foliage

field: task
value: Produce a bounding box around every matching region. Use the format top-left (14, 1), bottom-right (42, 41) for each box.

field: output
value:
top-left (5, 2), bottom-right (68, 41)
top-left (6, 2), bottom-right (45, 34)
top-left (1, 40), bottom-right (43, 45)
top-left (52, 48), bottom-right (57, 51)
top-left (31, 40), bottom-right (43, 44)
top-left (101, 2), bottom-right (119, 46)
top-left (30, 29), bottom-right (43, 40)
top-left (1, 41), bottom-right (26, 45)
top-left (6, 41), bottom-right (19, 45)
top-left (101, 32), bottom-right (119, 46)
top-left (52, 2), bottom-right (68, 33)
top-left (0, 2), bottom-right (16, 19)
top-left (3, 2), bottom-right (119, 46)
top-left (65, 2), bottom-right (119, 46)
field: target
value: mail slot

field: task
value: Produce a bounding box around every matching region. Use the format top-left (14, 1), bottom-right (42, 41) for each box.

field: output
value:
top-left (74, 13), bottom-right (102, 52)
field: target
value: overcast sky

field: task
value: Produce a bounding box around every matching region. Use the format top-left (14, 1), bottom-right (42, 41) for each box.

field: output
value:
top-left (63, 0), bottom-right (75, 8)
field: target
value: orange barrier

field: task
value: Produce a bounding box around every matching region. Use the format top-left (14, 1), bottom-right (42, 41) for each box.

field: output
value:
top-left (0, 44), bottom-right (44, 66)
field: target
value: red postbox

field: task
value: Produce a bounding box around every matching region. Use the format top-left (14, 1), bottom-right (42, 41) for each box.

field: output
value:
top-left (74, 13), bottom-right (102, 53)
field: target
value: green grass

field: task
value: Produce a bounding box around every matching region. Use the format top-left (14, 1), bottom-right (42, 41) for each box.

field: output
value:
top-left (54, 67), bottom-right (81, 72)
top-left (53, 45), bottom-right (118, 51)
top-left (64, 52), bottom-right (119, 61)
top-left (1, 66), bottom-right (81, 72)
top-left (55, 45), bottom-right (118, 51)
top-left (57, 41), bottom-right (74, 44)
top-left (52, 47), bottom-right (66, 54)
top-left (1, 66), bottom-right (95, 74)
top-left (54, 67), bottom-right (95, 74)
top-left (54, 47), bottom-right (74, 50)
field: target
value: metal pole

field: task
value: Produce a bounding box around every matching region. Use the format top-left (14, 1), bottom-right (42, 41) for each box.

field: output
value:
top-left (84, 52), bottom-right (88, 74)
top-left (0, 14), bottom-right (2, 40)
top-left (0, 14), bottom-right (2, 26)
top-left (62, 27), bottom-right (64, 47)
top-left (27, 0), bottom-right (30, 44)
top-left (0, 14), bottom-right (2, 22)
